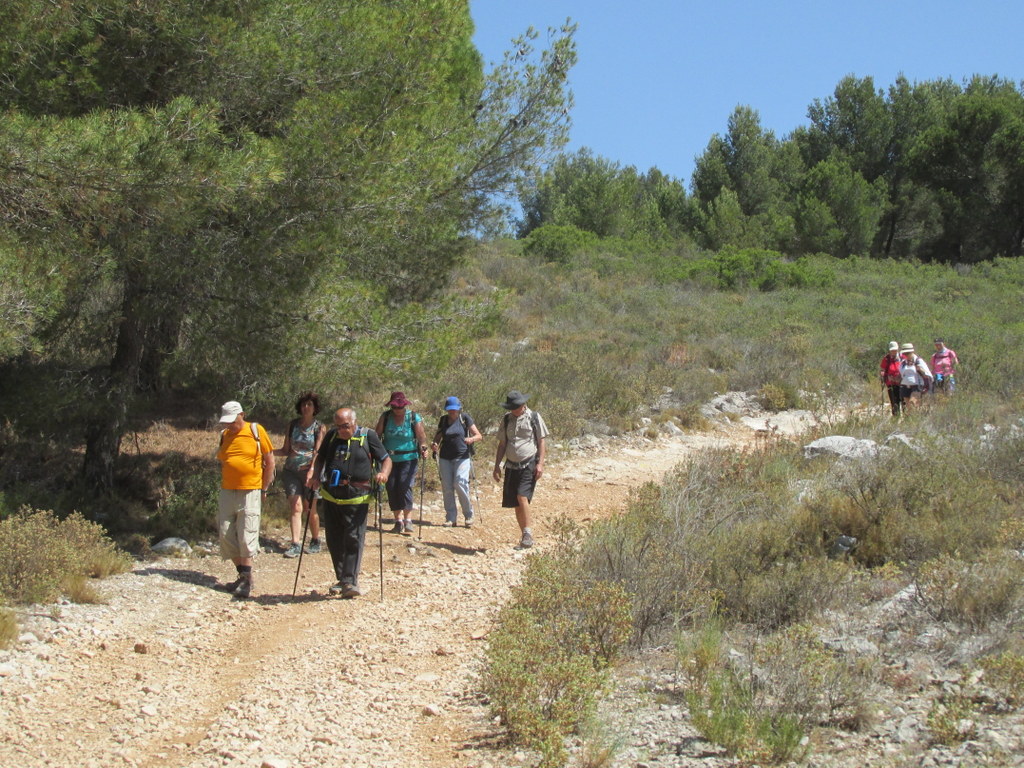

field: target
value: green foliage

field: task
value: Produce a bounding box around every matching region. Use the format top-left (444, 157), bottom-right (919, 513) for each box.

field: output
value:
top-left (0, 0), bottom-right (577, 493)
top-left (913, 552), bottom-right (1024, 630)
top-left (484, 553), bottom-right (632, 768)
top-left (523, 224), bottom-right (599, 263)
top-left (518, 148), bottom-right (689, 241)
top-left (803, 422), bottom-right (1021, 568)
top-left (0, 606), bottom-right (16, 650)
top-left (148, 456), bottom-right (221, 542)
top-left (926, 693), bottom-right (977, 746)
top-left (979, 652), bottom-right (1024, 706)
top-left (0, 508), bottom-right (132, 605)
top-left (684, 661), bottom-right (807, 764)
top-left (685, 247), bottom-right (835, 291)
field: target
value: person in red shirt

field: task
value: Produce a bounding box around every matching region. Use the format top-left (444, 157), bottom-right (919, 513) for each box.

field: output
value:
top-left (879, 341), bottom-right (903, 417)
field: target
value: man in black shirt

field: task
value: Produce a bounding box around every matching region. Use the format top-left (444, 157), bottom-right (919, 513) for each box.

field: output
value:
top-left (308, 408), bottom-right (391, 598)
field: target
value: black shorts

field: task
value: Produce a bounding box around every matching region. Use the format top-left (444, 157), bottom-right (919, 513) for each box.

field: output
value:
top-left (502, 457), bottom-right (537, 508)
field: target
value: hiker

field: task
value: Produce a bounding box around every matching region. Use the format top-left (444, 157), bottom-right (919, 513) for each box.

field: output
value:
top-left (493, 390), bottom-right (548, 548)
top-left (308, 408), bottom-right (390, 598)
top-left (431, 396), bottom-right (483, 528)
top-left (930, 338), bottom-right (959, 394)
top-left (216, 401), bottom-right (275, 598)
top-left (277, 391), bottom-right (327, 558)
top-left (879, 341), bottom-right (903, 417)
top-left (899, 343), bottom-right (933, 412)
top-left (374, 392), bottom-right (428, 536)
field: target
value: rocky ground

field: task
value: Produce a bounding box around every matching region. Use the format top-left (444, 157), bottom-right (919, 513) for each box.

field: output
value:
top-left (0, 396), bottom-right (1022, 768)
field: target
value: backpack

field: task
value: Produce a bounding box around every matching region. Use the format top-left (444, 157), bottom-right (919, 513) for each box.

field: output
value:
top-left (436, 413), bottom-right (474, 456)
top-left (322, 427), bottom-right (376, 500)
top-left (502, 410), bottom-right (542, 453)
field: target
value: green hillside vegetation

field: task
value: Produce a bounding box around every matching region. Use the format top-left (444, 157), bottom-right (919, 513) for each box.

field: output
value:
top-left (467, 246), bottom-right (1024, 764)
top-left (2, 5), bottom-right (1024, 761)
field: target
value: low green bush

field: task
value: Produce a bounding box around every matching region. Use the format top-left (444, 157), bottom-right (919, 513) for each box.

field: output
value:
top-left (979, 651), bottom-right (1024, 706)
top-left (483, 553), bottom-right (632, 768)
top-left (0, 507), bottom-right (132, 605)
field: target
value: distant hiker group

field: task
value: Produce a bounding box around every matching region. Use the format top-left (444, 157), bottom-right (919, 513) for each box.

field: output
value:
top-left (214, 390), bottom-right (548, 599)
top-left (879, 338), bottom-right (960, 417)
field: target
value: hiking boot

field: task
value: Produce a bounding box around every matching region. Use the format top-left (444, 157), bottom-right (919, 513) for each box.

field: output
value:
top-left (233, 573), bottom-right (253, 598)
top-left (223, 576), bottom-right (244, 593)
top-left (401, 520), bottom-right (414, 536)
top-left (390, 522), bottom-right (404, 534)
top-left (518, 531), bottom-right (534, 549)
top-left (341, 583), bottom-right (362, 599)
top-left (442, 520), bottom-right (456, 527)
top-left (283, 542), bottom-right (302, 558)
top-left (329, 582), bottom-right (346, 596)
top-left (464, 516), bottom-right (474, 529)
top-left (306, 539), bottom-right (321, 555)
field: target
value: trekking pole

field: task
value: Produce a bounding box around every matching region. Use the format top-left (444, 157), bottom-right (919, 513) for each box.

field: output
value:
top-left (375, 481), bottom-right (384, 599)
top-left (291, 496), bottom-right (312, 597)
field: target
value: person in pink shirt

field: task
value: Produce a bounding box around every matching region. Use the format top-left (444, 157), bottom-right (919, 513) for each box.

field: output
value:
top-left (930, 338), bottom-right (959, 394)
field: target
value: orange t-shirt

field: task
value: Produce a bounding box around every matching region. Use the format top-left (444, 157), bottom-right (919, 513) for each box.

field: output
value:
top-left (218, 422), bottom-right (273, 490)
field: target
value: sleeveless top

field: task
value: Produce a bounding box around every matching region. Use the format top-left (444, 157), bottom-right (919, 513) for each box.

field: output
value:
top-left (380, 411), bottom-right (422, 462)
top-left (284, 419), bottom-right (321, 471)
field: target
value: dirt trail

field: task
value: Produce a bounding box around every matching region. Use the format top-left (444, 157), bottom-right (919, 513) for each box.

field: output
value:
top-left (0, 426), bottom-right (753, 768)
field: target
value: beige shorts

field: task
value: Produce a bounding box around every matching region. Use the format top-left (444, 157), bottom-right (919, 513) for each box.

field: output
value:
top-left (218, 489), bottom-right (262, 560)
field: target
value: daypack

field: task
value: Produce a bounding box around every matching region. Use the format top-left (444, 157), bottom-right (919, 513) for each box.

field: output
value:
top-left (502, 409), bottom-right (542, 454)
top-left (435, 413), bottom-right (475, 456)
top-left (321, 427), bottom-right (377, 502)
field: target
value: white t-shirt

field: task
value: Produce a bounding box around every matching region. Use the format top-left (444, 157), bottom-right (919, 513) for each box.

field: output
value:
top-left (900, 355), bottom-right (932, 387)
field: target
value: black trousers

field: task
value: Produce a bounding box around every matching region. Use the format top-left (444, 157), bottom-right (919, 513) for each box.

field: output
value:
top-left (886, 384), bottom-right (902, 417)
top-left (319, 500), bottom-right (369, 586)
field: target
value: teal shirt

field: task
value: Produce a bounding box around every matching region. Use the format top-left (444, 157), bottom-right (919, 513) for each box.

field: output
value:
top-left (380, 411), bottom-right (421, 462)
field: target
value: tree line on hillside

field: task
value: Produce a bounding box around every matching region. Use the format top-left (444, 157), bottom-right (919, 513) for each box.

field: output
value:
top-left (519, 75), bottom-right (1024, 263)
top-left (0, 0), bottom-right (575, 495)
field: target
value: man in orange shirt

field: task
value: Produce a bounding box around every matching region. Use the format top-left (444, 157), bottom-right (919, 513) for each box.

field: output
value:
top-left (216, 401), bottom-right (275, 598)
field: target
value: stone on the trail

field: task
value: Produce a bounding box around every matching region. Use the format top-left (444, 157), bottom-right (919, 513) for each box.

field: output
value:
top-left (261, 759), bottom-right (289, 768)
top-left (134, 642), bottom-right (148, 654)
top-left (151, 537), bottom-right (192, 557)
top-left (0, 662), bottom-right (17, 677)
top-left (803, 435), bottom-right (879, 460)
top-left (422, 704), bottom-right (443, 717)
top-left (660, 421), bottom-right (684, 436)
top-left (470, 628), bottom-right (489, 640)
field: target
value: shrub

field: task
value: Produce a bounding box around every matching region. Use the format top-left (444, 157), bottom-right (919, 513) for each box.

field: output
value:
top-left (684, 655), bottom-right (802, 768)
top-left (979, 652), bottom-right (1024, 706)
top-left (0, 508), bottom-right (132, 605)
top-left (926, 693), bottom-right (977, 745)
top-left (913, 552), bottom-right (1024, 630)
top-left (753, 623), bottom-right (876, 730)
top-left (148, 455), bottom-right (221, 541)
top-left (0, 606), bottom-right (16, 649)
top-left (484, 553), bottom-right (632, 768)
top-left (523, 224), bottom-right (599, 263)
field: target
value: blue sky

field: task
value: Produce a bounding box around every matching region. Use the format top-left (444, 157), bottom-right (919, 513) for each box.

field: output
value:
top-left (470, 1), bottom-right (1024, 186)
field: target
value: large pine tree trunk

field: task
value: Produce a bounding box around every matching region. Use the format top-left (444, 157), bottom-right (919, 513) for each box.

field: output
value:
top-left (82, 277), bottom-right (148, 492)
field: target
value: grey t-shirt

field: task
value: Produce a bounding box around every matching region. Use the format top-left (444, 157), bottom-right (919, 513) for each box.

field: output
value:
top-left (502, 408), bottom-right (549, 463)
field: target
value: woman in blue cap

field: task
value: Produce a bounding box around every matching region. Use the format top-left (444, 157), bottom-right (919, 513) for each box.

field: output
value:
top-left (430, 396), bottom-right (483, 527)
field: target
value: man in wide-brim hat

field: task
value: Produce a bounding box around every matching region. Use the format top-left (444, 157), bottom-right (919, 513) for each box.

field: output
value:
top-left (493, 390), bottom-right (549, 548)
